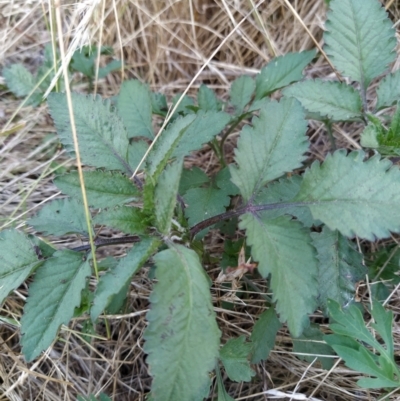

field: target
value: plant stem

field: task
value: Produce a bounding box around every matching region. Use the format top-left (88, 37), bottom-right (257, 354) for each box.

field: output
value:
top-left (71, 235), bottom-right (141, 252)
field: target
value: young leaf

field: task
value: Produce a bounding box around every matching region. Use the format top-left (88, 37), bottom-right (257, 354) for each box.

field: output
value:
top-left (215, 365), bottom-right (236, 401)
top-left (295, 150), bottom-right (400, 240)
top-left (155, 159), bottom-right (183, 235)
top-left (47, 92), bottom-right (132, 174)
top-left (144, 245), bottom-right (220, 401)
top-left (219, 336), bottom-right (255, 382)
top-left (93, 206), bottom-right (146, 234)
top-left (230, 98), bottom-right (309, 202)
top-left (3, 64), bottom-right (37, 97)
top-left (311, 226), bottom-right (366, 314)
top-left (240, 214), bottom-right (318, 336)
top-left (29, 198), bottom-right (90, 236)
top-left (147, 111), bottom-right (230, 179)
top-left (292, 324), bottom-right (336, 370)
top-left (324, 0), bottom-right (396, 89)
top-left (283, 80), bottom-right (362, 121)
top-left (250, 308), bottom-right (282, 364)
top-left (0, 230), bottom-right (42, 305)
top-left (91, 237), bottom-right (159, 321)
top-left (230, 75), bottom-right (255, 115)
top-left (376, 69), bottom-right (400, 110)
top-left (21, 250), bottom-right (91, 361)
top-left (255, 50), bottom-right (316, 99)
top-left (54, 171), bottom-right (140, 209)
top-left (198, 84), bottom-right (221, 111)
top-left (117, 80), bottom-right (153, 139)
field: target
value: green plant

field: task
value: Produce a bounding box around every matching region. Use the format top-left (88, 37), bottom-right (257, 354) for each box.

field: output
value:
top-left (1, 0), bottom-right (400, 399)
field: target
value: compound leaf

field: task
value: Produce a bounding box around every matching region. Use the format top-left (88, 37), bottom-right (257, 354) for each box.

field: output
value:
top-left (324, 0), bottom-right (396, 89)
top-left (91, 237), bottom-right (159, 321)
top-left (240, 214), bottom-right (318, 337)
top-left (283, 80), bottom-right (362, 121)
top-left (0, 230), bottom-right (42, 305)
top-left (54, 171), bottom-right (140, 209)
top-left (155, 159), bottom-right (183, 235)
top-left (230, 75), bottom-right (255, 115)
top-left (311, 226), bottom-right (366, 314)
top-left (219, 336), bottom-right (255, 382)
top-left (117, 79), bottom-right (153, 139)
top-left (21, 250), bottom-right (91, 361)
top-left (29, 198), bottom-right (89, 236)
top-left (47, 92), bottom-right (131, 174)
top-left (255, 50), bottom-right (316, 99)
top-left (295, 150), bottom-right (400, 240)
top-left (376, 69), bottom-right (400, 110)
top-left (230, 98), bottom-right (309, 202)
top-left (250, 308), bottom-right (281, 364)
top-left (144, 245), bottom-right (220, 401)
top-left (93, 206), bottom-right (146, 234)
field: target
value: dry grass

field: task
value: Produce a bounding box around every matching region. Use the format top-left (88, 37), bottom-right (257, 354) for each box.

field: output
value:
top-left (1, 0), bottom-right (400, 400)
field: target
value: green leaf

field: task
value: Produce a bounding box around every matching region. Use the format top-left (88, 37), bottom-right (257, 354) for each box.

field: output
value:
top-left (0, 230), bottom-right (42, 305)
top-left (171, 93), bottom-right (195, 116)
top-left (376, 70), bottom-right (400, 110)
top-left (155, 160), bottom-right (183, 235)
top-left (179, 167), bottom-right (209, 194)
top-left (47, 92), bottom-right (131, 174)
top-left (215, 365), bottom-right (236, 401)
top-left (283, 80), bottom-right (362, 121)
top-left (230, 98), bottom-right (309, 202)
top-left (29, 198), bottom-right (89, 236)
top-left (230, 75), bottom-right (255, 115)
top-left (21, 250), bottom-right (91, 361)
top-left (3, 64), bottom-right (37, 97)
top-left (254, 175), bottom-right (317, 227)
top-left (311, 226), bottom-right (366, 314)
top-left (151, 92), bottom-right (168, 116)
top-left (98, 59), bottom-right (122, 79)
top-left (295, 150), bottom-right (400, 240)
top-left (144, 245), bottom-right (220, 401)
top-left (147, 111), bottom-right (230, 179)
top-left (54, 171), bottom-right (140, 209)
top-left (198, 84), bottom-right (221, 111)
top-left (128, 139), bottom-right (149, 171)
top-left (91, 237), bottom-right (159, 321)
top-left (219, 336), bottom-right (255, 382)
top-left (324, 0), bottom-right (396, 89)
top-left (93, 206), bottom-right (146, 234)
top-left (117, 79), bottom-right (154, 139)
top-left (240, 214), bottom-right (318, 337)
top-left (250, 308), bottom-right (281, 364)
top-left (292, 324), bottom-right (336, 370)
top-left (255, 50), bottom-right (316, 99)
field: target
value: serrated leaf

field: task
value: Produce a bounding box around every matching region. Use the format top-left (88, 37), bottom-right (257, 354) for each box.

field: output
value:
top-left (215, 365), bottom-right (236, 401)
top-left (147, 111), bottom-right (230, 179)
top-left (117, 80), bottom-right (153, 139)
top-left (47, 92), bottom-right (131, 174)
top-left (240, 214), bottom-right (318, 336)
top-left (21, 250), bottom-right (91, 361)
top-left (324, 0), bottom-right (396, 89)
top-left (179, 167), bottom-right (209, 194)
top-left (292, 324), bottom-right (335, 370)
top-left (376, 70), bottom-right (400, 110)
top-left (0, 230), bottom-right (42, 305)
top-left (283, 80), bottom-right (362, 121)
top-left (230, 98), bottom-right (309, 202)
top-left (219, 336), bottom-right (255, 382)
top-left (255, 50), bottom-right (316, 99)
top-left (144, 245), bottom-right (220, 401)
top-left (93, 206), bottom-right (145, 234)
top-left (155, 159), bottom-right (183, 234)
top-left (3, 64), bottom-right (37, 97)
top-left (311, 226), bottom-right (366, 314)
top-left (98, 59), bottom-right (122, 79)
top-left (254, 175), bottom-right (318, 227)
top-left (128, 139), bottom-right (149, 171)
top-left (29, 198), bottom-right (89, 236)
top-left (54, 171), bottom-right (140, 209)
top-left (230, 75), bottom-right (255, 115)
top-left (250, 308), bottom-right (281, 364)
top-left (151, 92), bottom-right (168, 116)
top-left (198, 84), bottom-right (221, 111)
top-left (171, 93), bottom-right (195, 116)
top-left (360, 121), bottom-right (381, 148)
top-left (91, 237), bottom-right (158, 321)
top-left (295, 150), bottom-right (400, 240)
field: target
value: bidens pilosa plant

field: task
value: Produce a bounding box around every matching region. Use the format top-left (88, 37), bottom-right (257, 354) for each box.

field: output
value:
top-left (2, 0), bottom-right (400, 398)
